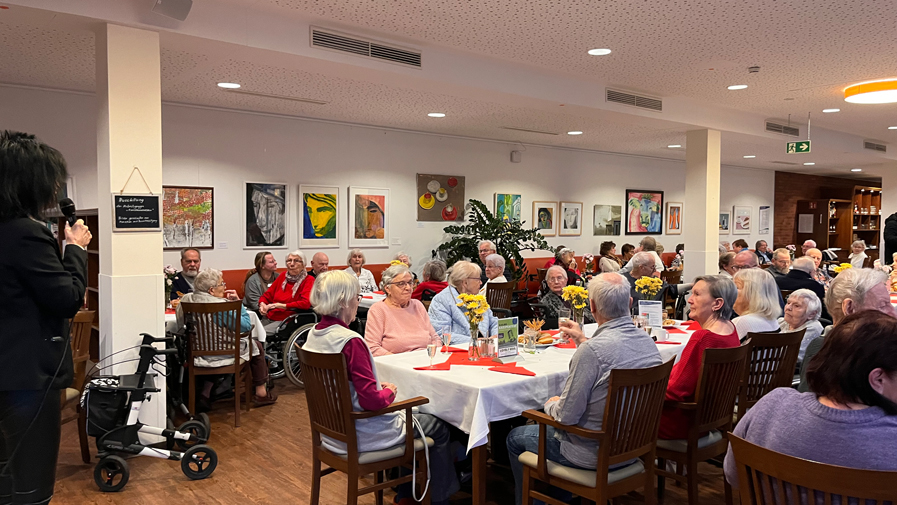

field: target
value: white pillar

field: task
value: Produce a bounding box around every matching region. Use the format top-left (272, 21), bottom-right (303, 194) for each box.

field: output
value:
top-left (682, 129), bottom-right (721, 280)
top-left (96, 24), bottom-right (165, 431)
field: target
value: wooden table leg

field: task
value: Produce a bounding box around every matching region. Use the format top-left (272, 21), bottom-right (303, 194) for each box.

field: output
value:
top-left (471, 445), bottom-right (487, 505)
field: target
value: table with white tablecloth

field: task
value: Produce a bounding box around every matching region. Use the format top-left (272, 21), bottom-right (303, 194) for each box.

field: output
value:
top-left (359, 292), bottom-right (386, 309)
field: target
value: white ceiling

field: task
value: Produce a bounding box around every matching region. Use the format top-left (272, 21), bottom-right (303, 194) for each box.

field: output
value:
top-left (0, 0), bottom-right (895, 178)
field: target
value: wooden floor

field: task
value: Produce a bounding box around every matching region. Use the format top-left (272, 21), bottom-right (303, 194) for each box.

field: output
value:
top-left (54, 381), bottom-right (729, 504)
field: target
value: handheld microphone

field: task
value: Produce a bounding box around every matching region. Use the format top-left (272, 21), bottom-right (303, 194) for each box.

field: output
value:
top-left (59, 198), bottom-right (77, 226)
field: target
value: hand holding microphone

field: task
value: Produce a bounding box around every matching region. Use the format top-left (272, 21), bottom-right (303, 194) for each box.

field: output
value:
top-left (60, 198), bottom-right (92, 248)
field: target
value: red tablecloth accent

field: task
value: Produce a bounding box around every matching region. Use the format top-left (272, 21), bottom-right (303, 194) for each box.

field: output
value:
top-left (555, 341), bottom-right (576, 349)
top-left (414, 362), bottom-right (452, 371)
top-left (488, 365), bottom-right (535, 376)
top-left (667, 327), bottom-right (687, 334)
top-left (441, 346), bottom-right (467, 353)
top-left (447, 353), bottom-right (511, 367)
top-left (165, 309), bottom-right (176, 314)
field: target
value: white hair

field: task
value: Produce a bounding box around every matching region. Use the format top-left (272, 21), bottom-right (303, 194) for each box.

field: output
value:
top-left (380, 264), bottom-right (412, 291)
top-left (787, 289), bottom-right (822, 322)
top-left (825, 268), bottom-right (887, 323)
top-left (485, 253), bottom-right (506, 270)
top-left (448, 261), bottom-right (481, 289)
top-left (851, 240), bottom-right (866, 251)
top-left (734, 268), bottom-right (782, 320)
top-left (477, 240), bottom-right (496, 251)
top-left (546, 265), bottom-right (567, 281)
top-left (311, 270), bottom-right (360, 317)
top-left (422, 260), bottom-right (447, 282)
top-left (287, 250), bottom-right (306, 263)
top-left (588, 272), bottom-right (631, 320)
top-left (803, 240), bottom-right (816, 248)
top-left (393, 251), bottom-right (412, 265)
top-left (346, 248), bottom-right (365, 265)
top-left (631, 251), bottom-right (655, 270)
top-left (193, 268), bottom-right (222, 294)
top-left (791, 256), bottom-right (816, 274)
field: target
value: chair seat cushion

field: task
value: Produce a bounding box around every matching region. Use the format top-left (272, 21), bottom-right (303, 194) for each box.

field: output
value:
top-left (334, 437), bottom-right (434, 465)
top-left (518, 452), bottom-right (645, 488)
top-left (64, 388), bottom-right (80, 404)
top-left (656, 429), bottom-right (723, 453)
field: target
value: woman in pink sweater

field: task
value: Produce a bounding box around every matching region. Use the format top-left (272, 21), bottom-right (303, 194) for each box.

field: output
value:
top-left (365, 264), bottom-right (437, 356)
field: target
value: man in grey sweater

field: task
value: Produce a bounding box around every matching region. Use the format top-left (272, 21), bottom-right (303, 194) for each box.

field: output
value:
top-left (507, 272), bottom-right (662, 505)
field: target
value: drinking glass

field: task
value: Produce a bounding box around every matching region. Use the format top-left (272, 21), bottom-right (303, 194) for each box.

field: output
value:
top-left (427, 334), bottom-right (439, 367)
top-left (558, 308), bottom-right (571, 341)
top-left (439, 326), bottom-right (452, 354)
top-left (523, 328), bottom-right (537, 355)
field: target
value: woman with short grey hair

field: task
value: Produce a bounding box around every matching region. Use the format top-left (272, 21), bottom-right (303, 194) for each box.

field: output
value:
top-left (345, 248), bottom-right (376, 293)
top-left (849, 240), bottom-right (868, 269)
top-left (394, 251), bottom-right (418, 284)
top-left (365, 264), bottom-right (437, 356)
top-left (479, 253), bottom-right (509, 295)
top-left (412, 260), bottom-right (449, 301)
top-left (428, 260), bottom-right (498, 344)
top-left (778, 288), bottom-right (824, 362)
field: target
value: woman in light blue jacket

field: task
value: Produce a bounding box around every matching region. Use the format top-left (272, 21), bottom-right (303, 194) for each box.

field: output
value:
top-left (428, 260), bottom-right (499, 345)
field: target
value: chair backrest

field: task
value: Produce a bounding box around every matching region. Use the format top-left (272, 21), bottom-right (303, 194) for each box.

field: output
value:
top-left (536, 268), bottom-right (548, 285)
top-left (296, 348), bottom-right (356, 448)
top-left (660, 270), bottom-right (681, 285)
top-left (69, 310), bottom-right (95, 390)
top-left (693, 345), bottom-right (750, 434)
top-left (420, 288), bottom-right (438, 302)
top-left (601, 359), bottom-right (676, 466)
top-left (738, 330), bottom-right (805, 418)
top-left (486, 280), bottom-right (515, 310)
top-left (780, 289), bottom-right (793, 302)
top-left (180, 301), bottom-right (243, 358)
top-left (759, 263), bottom-right (771, 270)
top-left (728, 434), bottom-right (897, 503)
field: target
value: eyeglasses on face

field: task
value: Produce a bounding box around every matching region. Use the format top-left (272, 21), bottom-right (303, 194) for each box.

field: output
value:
top-left (478, 248), bottom-right (495, 254)
top-left (390, 280), bottom-right (414, 289)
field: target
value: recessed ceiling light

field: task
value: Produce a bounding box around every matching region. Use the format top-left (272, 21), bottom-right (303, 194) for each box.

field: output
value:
top-left (803, 162), bottom-right (815, 166)
top-left (727, 84), bottom-right (748, 90)
top-left (844, 79), bottom-right (897, 104)
top-left (587, 48), bottom-right (612, 56)
top-left (667, 144), bottom-right (682, 148)
top-left (427, 113), bottom-right (446, 118)
top-left (851, 168), bottom-right (863, 172)
top-left (743, 155), bottom-right (756, 159)
top-left (217, 82), bottom-right (241, 89)
top-left (567, 131), bottom-right (583, 135)
top-left (822, 108), bottom-right (840, 113)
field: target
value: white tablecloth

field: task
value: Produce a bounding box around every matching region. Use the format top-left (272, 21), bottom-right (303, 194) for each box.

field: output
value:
top-left (375, 324), bottom-right (695, 453)
top-left (360, 292), bottom-right (386, 309)
top-left (165, 309), bottom-right (266, 343)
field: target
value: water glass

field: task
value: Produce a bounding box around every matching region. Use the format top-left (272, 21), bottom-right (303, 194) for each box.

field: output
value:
top-left (523, 328), bottom-right (537, 354)
top-left (439, 326), bottom-right (452, 353)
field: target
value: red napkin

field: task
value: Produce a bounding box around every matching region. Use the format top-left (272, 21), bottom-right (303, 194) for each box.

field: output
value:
top-left (555, 341), bottom-right (576, 349)
top-left (543, 330), bottom-right (560, 337)
top-left (447, 353), bottom-right (510, 367)
top-left (667, 328), bottom-right (687, 334)
top-left (362, 295), bottom-right (373, 299)
top-left (489, 365), bottom-right (535, 376)
top-left (373, 291), bottom-right (385, 295)
top-left (165, 308), bottom-right (176, 314)
top-left (441, 346), bottom-right (467, 353)
top-left (655, 341), bottom-right (683, 345)
top-left (683, 321), bottom-right (701, 330)
top-left (414, 362), bottom-right (452, 371)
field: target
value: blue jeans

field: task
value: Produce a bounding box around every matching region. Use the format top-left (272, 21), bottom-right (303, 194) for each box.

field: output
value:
top-left (507, 424), bottom-right (588, 505)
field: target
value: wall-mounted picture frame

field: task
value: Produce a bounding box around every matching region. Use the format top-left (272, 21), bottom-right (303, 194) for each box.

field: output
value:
top-left (625, 189), bottom-right (664, 235)
top-left (593, 205), bottom-right (622, 236)
top-left (559, 201), bottom-right (583, 236)
top-left (732, 205), bottom-right (752, 235)
top-left (416, 174), bottom-right (465, 222)
top-left (532, 201), bottom-right (557, 237)
top-left (244, 182), bottom-right (287, 249)
top-left (162, 186), bottom-right (214, 250)
top-left (719, 211), bottom-right (731, 234)
top-left (666, 202), bottom-right (683, 235)
top-left (349, 186), bottom-right (389, 248)
top-left (494, 193), bottom-right (522, 223)
top-left (758, 205), bottom-right (771, 235)
top-left (299, 185), bottom-right (339, 248)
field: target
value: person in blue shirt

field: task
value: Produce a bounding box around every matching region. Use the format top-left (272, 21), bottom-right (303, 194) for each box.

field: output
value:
top-left (427, 260), bottom-right (498, 345)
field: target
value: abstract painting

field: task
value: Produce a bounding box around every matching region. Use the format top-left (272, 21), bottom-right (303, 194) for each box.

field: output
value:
top-left (163, 186), bottom-right (213, 250)
top-left (559, 201), bottom-right (583, 236)
top-left (666, 202), bottom-right (683, 235)
top-left (625, 189), bottom-right (664, 235)
top-left (494, 193), bottom-right (522, 222)
top-left (593, 204), bottom-right (622, 236)
top-left (532, 201), bottom-right (557, 237)
top-left (416, 174), bottom-right (466, 222)
top-left (719, 211), bottom-right (731, 234)
top-left (244, 182), bottom-right (287, 249)
top-left (300, 185), bottom-right (339, 248)
top-left (733, 205), bottom-right (751, 235)
top-left (349, 186), bottom-right (389, 247)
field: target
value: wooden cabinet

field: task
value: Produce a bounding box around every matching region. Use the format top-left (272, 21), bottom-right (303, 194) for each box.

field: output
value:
top-left (795, 199), bottom-right (852, 259)
top-left (851, 186), bottom-right (881, 263)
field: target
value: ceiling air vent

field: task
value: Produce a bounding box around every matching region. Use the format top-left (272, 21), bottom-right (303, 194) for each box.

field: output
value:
top-left (765, 121), bottom-right (800, 137)
top-left (311, 28), bottom-right (421, 68)
top-left (605, 88), bottom-right (663, 112)
top-left (500, 126), bottom-right (560, 136)
top-left (771, 161), bottom-right (800, 166)
top-left (864, 140), bottom-right (887, 152)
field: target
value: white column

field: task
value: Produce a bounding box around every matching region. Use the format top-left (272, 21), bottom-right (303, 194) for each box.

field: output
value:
top-left (96, 24), bottom-right (165, 432)
top-left (682, 129), bottom-right (721, 280)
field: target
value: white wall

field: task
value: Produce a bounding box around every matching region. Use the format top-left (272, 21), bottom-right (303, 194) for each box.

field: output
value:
top-left (0, 85), bottom-right (775, 273)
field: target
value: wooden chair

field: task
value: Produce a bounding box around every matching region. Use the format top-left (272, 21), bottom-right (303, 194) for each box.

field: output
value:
top-left (297, 347), bottom-right (431, 505)
top-left (518, 359), bottom-right (675, 505)
top-left (759, 263), bottom-right (771, 270)
top-left (728, 434), bottom-right (897, 504)
top-left (779, 289), bottom-right (793, 302)
top-left (180, 301), bottom-right (252, 428)
top-left (61, 310), bottom-right (94, 464)
top-left (735, 330), bottom-right (804, 424)
top-left (660, 269), bottom-right (682, 286)
top-left (656, 345), bottom-right (750, 505)
top-left (536, 268), bottom-right (548, 287)
top-left (486, 280), bottom-right (515, 317)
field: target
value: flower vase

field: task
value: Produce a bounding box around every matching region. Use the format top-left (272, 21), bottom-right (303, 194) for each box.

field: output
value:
top-left (164, 288), bottom-right (171, 308)
top-left (468, 326), bottom-right (481, 361)
top-left (573, 308), bottom-right (584, 326)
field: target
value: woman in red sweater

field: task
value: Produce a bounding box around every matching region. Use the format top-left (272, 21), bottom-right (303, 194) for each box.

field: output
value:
top-left (259, 250), bottom-right (315, 322)
top-left (659, 275), bottom-right (740, 439)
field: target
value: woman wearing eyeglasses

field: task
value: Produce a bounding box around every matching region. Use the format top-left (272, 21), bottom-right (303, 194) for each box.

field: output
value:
top-left (428, 260), bottom-right (499, 345)
top-left (364, 264), bottom-right (439, 356)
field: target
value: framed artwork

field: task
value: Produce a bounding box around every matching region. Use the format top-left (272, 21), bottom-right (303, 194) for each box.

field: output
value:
top-left (349, 186), bottom-right (389, 248)
top-left (719, 211), bottom-right (731, 234)
top-left (758, 205), bottom-right (771, 235)
top-left (593, 204), bottom-right (621, 236)
top-left (666, 202), bottom-right (683, 235)
top-left (416, 174), bottom-right (465, 222)
top-left (559, 201), bottom-right (583, 236)
top-left (532, 201), bottom-right (557, 237)
top-left (244, 182), bottom-right (287, 249)
top-left (494, 193), bottom-right (522, 222)
top-left (625, 189), bottom-right (664, 235)
top-left (299, 185), bottom-right (339, 248)
top-left (162, 186), bottom-right (214, 250)
top-left (733, 205), bottom-right (752, 235)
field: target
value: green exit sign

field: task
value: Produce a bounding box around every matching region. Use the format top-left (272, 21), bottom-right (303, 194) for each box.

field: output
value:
top-left (787, 140), bottom-right (811, 154)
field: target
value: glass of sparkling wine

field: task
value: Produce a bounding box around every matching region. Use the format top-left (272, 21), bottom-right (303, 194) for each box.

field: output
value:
top-left (439, 326), bottom-right (452, 354)
top-left (427, 334), bottom-right (440, 367)
top-left (558, 308), bottom-right (571, 341)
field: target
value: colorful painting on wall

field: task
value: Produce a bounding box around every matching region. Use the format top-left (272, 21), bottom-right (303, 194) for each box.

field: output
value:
top-left (666, 202), bottom-right (683, 235)
top-left (593, 205), bottom-right (622, 236)
top-left (244, 182), bottom-right (287, 249)
top-left (349, 186), bottom-right (389, 247)
top-left (300, 185), bottom-right (339, 248)
top-left (494, 193), bottom-right (522, 222)
top-left (625, 189), bottom-right (664, 235)
top-left (532, 201), bottom-right (557, 237)
top-left (163, 186), bottom-right (213, 250)
top-left (559, 201), bottom-right (583, 236)
top-left (416, 174), bottom-right (466, 222)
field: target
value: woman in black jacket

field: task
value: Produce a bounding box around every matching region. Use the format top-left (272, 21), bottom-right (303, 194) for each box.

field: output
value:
top-left (0, 131), bottom-right (91, 504)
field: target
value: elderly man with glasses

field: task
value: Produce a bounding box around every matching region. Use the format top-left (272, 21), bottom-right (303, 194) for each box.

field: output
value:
top-left (731, 250), bottom-right (786, 311)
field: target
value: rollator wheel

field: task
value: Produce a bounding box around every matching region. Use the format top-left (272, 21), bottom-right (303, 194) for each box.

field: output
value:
top-left (175, 420), bottom-right (209, 450)
top-left (94, 455), bottom-right (129, 492)
top-left (181, 444), bottom-right (218, 480)
top-left (197, 412), bottom-right (211, 433)
top-left (283, 323), bottom-right (313, 388)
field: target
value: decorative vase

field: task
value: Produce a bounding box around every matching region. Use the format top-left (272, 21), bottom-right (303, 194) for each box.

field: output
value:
top-left (164, 288), bottom-right (171, 308)
top-left (468, 326), bottom-right (481, 361)
top-left (573, 308), bottom-right (584, 326)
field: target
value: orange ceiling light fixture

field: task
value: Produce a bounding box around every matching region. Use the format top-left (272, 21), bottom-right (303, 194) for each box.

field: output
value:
top-left (844, 79), bottom-right (897, 104)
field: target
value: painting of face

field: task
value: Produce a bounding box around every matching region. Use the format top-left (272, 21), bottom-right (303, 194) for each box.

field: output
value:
top-left (532, 201), bottom-right (557, 237)
top-left (625, 190), bottom-right (663, 235)
top-left (559, 202), bottom-right (583, 236)
top-left (303, 193), bottom-right (336, 239)
top-left (245, 182), bottom-right (286, 248)
top-left (349, 187), bottom-right (390, 247)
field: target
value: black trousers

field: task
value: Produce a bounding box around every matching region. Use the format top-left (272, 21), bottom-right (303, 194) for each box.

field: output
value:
top-left (0, 390), bottom-right (61, 505)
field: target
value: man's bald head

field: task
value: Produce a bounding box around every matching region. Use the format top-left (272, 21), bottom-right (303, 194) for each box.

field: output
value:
top-left (732, 250), bottom-right (759, 271)
top-left (311, 252), bottom-right (330, 274)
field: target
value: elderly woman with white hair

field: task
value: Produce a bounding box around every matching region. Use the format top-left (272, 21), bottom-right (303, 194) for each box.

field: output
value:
top-left (258, 250), bottom-right (315, 322)
top-left (177, 269), bottom-right (277, 409)
top-left (364, 264), bottom-right (437, 356)
top-left (412, 259), bottom-right (449, 301)
top-left (428, 260), bottom-right (499, 344)
top-left (479, 253), bottom-right (508, 295)
top-left (393, 251), bottom-right (419, 284)
top-left (302, 271), bottom-right (460, 504)
top-left (540, 265), bottom-right (596, 326)
top-left (732, 268), bottom-right (783, 340)
top-left (345, 248), bottom-right (377, 293)
top-left (849, 240), bottom-right (869, 269)
top-left (778, 288), bottom-right (825, 362)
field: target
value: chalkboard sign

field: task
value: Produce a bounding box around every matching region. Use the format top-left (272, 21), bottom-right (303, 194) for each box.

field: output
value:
top-left (112, 193), bottom-right (161, 231)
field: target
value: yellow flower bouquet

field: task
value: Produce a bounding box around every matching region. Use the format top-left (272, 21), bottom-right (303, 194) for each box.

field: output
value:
top-left (457, 293), bottom-right (490, 360)
top-left (390, 259), bottom-right (405, 266)
top-left (561, 285), bottom-right (589, 323)
top-left (832, 263), bottom-right (853, 274)
top-left (635, 276), bottom-right (663, 298)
